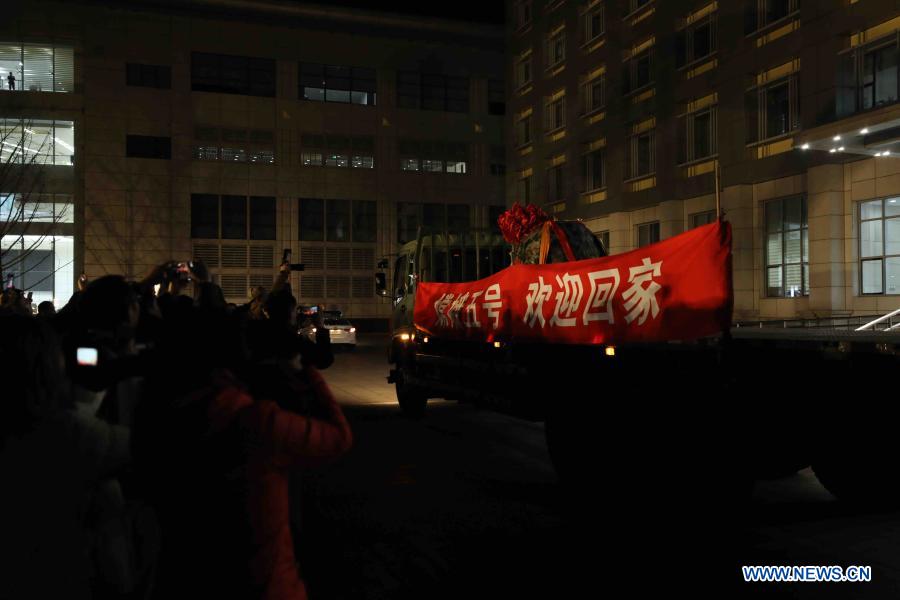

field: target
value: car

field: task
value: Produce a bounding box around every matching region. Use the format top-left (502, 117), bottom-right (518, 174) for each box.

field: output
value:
top-left (299, 315), bottom-right (357, 348)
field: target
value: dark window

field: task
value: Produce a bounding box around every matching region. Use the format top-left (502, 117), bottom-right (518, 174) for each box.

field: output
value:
top-left (299, 198), bottom-right (325, 241)
top-left (489, 205), bottom-right (505, 234)
top-left (584, 5), bottom-right (604, 42)
top-left (397, 202), bottom-right (420, 245)
top-left (126, 135), bottom-right (171, 159)
top-left (693, 20), bottom-right (712, 60)
top-left (397, 71), bottom-right (421, 109)
top-left (447, 205), bottom-right (470, 232)
top-left (765, 81), bottom-right (790, 138)
top-left (689, 210), bottom-right (716, 229)
top-left (488, 79), bottom-right (505, 115)
top-left (747, 76), bottom-right (797, 143)
top-left (862, 44), bottom-right (899, 110)
top-left (249, 196), bottom-right (276, 240)
top-left (584, 149), bottom-right (604, 191)
top-left (547, 164), bottom-right (564, 202)
top-left (326, 199), bottom-right (351, 242)
top-left (191, 194), bottom-right (219, 238)
top-left (489, 145), bottom-right (506, 177)
top-left (397, 72), bottom-right (469, 112)
top-left (191, 52), bottom-right (275, 97)
top-left (766, 0), bottom-right (791, 24)
top-left (423, 204), bottom-right (446, 231)
top-left (518, 176), bottom-right (532, 204)
top-left (637, 222), bottom-right (660, 247)
top-left (629, 130), bottom-right (654, 178)
top-left (581, 75), bottom-right (605, 114)
top-left (598, 231), bottom-right (610, 253)
top-left (516, 114), bottom-right (532, 146)
top-left (635, 51), bottom-right (651, 89)
top-left (765, 196), bottom-right (808, 297)
top-left (352, 200), bottom-right (376, 242)
top-left (126, 63), bottom-right (171, 89)
top-left (221, 195), bottom-right (247, 239)
top-left (299, 63), bottom-right (376, 105)
top-left (693, 109), bottom-right (714, 160)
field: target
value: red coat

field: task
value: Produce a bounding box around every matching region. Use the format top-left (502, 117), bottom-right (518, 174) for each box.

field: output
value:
top-left (207, 367), bottom-right (352, 600)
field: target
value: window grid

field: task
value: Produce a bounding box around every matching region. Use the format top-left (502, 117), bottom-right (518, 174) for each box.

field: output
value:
top-left (765, 196), bottom-right (808, 298)
top-left (859, 197), bottom-right (900, 295)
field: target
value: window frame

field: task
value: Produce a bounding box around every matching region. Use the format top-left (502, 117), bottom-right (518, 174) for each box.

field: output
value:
top-left (764, 196), bottom-right (809, 298)
top-left (627, 129), bottom-right (655, 180)
top-left (636, 221), bottom-right (660, 247)
top-left (582, 3), bottom-right (605, 45)
top-left (544, 94), bottom-right (566, 132)
top-left (859, 197), bottom-right (900, 295)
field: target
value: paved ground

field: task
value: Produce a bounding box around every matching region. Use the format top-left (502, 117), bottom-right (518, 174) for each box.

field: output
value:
top-left (295, 334), bottom-right (900, 598)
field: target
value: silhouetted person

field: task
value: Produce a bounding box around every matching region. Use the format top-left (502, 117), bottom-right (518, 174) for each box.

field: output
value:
top-left (38, 300), bottom-right (56, 318)
top-left (7, 72), bottom-right (15, 91)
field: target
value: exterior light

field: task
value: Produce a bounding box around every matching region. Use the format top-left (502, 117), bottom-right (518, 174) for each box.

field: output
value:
top-left (829, 148), bottom-right (837, 153)
top-left (423, 336), bottom-right (429, 343)
top-left (493, 341), bottom-right (502, 348)
top-left (885, 150), bottom-right (891, 156)
top-left (838, 146), bottom-right (845, 151)
top-left (349, 327), bottom-right (356, 333)
top-left (410, 333), bottom-right (416, 341)
top-left (312, 327), bottom-right (317, 333)
top-left (833, 135), bottom-right (841, 141)
top-left (400, 333), bottom-right (410, 341)
top-left (605, 346), bottom-right (616, 357)
top-left (860, 128), bottom-right (869, 134)
top-left (800, 143), bottom-right (809, 150)
top-left (876, 152), bottom-right (882, 157)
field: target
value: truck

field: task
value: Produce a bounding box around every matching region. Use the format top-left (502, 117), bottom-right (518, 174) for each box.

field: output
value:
top-left (377, 222), bottom-right (900, 504)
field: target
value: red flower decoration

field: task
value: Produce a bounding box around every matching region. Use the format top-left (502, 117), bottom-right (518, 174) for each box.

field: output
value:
top-left (497, 202), bottom-right (549, 245)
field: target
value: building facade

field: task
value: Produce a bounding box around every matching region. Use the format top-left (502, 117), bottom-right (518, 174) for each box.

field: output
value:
top-left (0, 0), bottom-right (505, 324)
top-left (507, 0), bottom-right (900, 320)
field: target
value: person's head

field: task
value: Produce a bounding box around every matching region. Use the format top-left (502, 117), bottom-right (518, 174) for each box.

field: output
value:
top-left (0, 315), bottom-right (67, 437)
top-left (79, 275), bottom-right (140, 344)
top-left (265, 289), bottom-right (298, 327)
top-left (37, 300), bottom-right (55, 318)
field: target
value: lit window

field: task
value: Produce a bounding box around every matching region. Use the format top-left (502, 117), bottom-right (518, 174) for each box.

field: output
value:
top-left (765, 196), bottom-right (808, 297)
top-left (352, 155), bottom-right (374, 169)
top-left (401, 158), bottom-right (420, 171)
top-left (446, 161), bottom-right (467, 174)
top-left (422, 159), bottom-right (444, 173)
top-left (302, 151), bottom-right (323, 166)
top-left (325, 153), bottom-right (348, 168)
top-left (859, 197), bottom-right (900, 295)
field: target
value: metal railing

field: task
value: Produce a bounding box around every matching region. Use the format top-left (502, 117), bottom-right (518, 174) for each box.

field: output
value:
top-left (855, 308), bottom-right (900, 332)
top-left (734, 314), bottom-right (889, 331)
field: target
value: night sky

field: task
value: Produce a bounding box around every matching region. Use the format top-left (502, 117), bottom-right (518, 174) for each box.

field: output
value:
top-left (304, 0), bottom-right (505, 25)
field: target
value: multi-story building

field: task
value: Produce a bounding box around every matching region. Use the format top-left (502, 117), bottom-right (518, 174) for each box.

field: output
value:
top-left (507, 0), bottom-right (900, 320)
top-left (0, 0), bottom-right (505, 327)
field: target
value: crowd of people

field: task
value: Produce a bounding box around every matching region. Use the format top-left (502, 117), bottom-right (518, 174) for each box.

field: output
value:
top-left (0, 260), bottom-right (353, 600)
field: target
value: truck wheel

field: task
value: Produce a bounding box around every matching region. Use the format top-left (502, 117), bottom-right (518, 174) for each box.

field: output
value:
top-left (395, 366), bottom-right (427, 418)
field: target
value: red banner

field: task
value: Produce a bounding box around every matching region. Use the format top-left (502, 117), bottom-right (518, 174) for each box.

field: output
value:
top-left (414, 221), bottom-right (732, 344)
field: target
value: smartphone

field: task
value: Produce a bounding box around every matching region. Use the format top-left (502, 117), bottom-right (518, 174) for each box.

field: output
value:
top-left (310, 306), bottom-right (318, 314)
top-left (176, 262), bottom-right (191, 282)
top-left (77, 347), bottom-right (99, 367)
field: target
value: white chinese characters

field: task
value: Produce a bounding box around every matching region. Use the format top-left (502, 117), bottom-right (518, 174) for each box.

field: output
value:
top-left (524, 257), bottom-right (662, 328)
